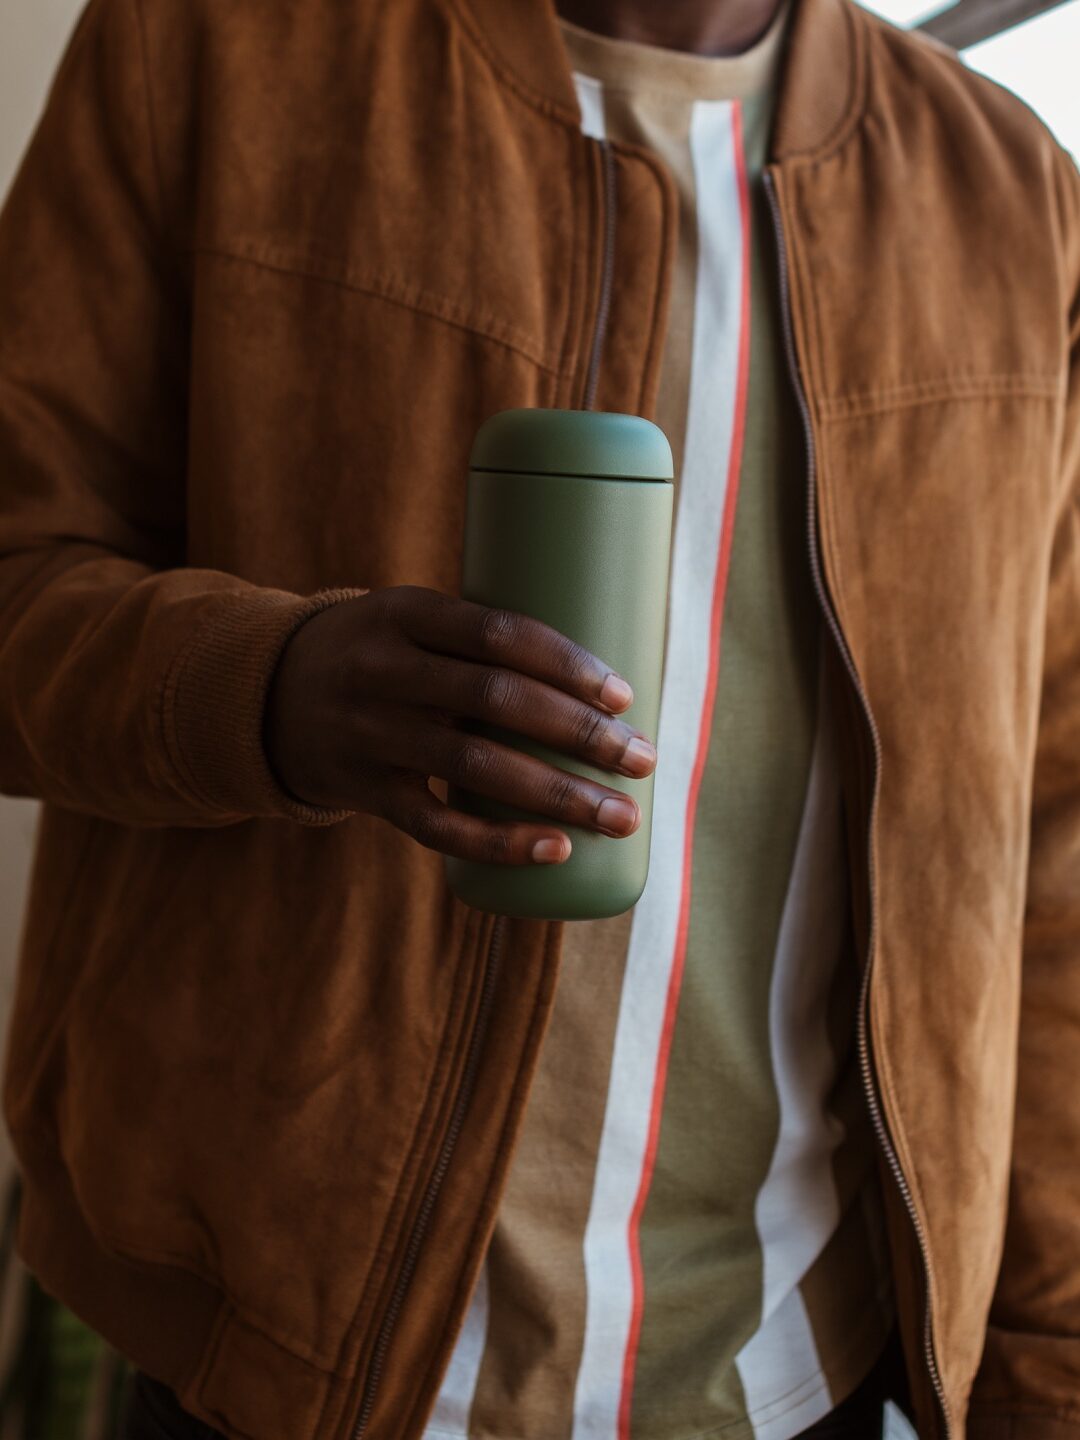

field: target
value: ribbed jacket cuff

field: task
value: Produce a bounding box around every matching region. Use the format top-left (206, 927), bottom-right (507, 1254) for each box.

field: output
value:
top-left (162, 585), bottom-right (370, 825)
top-left (968, 1411), bottom-right (1080, 1438)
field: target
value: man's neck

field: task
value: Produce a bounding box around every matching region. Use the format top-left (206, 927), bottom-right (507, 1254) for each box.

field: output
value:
top-left (553, 0), bottom-right (786, 55)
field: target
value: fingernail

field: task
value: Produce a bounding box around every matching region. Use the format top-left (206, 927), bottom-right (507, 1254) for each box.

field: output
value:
top-left (532, 837), bottom-right (569, 864)
top-left (622, 736), bottom-right (657, 775)
top-left (600, 673), bottom-right (634, 711)
top-left (596, 795), bottom-right (639, 835)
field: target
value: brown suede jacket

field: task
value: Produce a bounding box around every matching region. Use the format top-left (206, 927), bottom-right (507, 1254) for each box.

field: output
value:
top-left (1, 0), bottom-right (1079, 1435)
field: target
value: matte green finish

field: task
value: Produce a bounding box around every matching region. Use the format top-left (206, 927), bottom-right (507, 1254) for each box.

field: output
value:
top-left (444, 410), bottom-right (674, 921)
top-left (469, 406), bottom-right (675, 481)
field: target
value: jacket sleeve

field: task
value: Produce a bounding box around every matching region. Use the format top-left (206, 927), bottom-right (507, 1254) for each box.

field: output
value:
top-left (0, 0), bottom-right (367, 828)
top-left (967, 143), bottom-right (1080, 1438)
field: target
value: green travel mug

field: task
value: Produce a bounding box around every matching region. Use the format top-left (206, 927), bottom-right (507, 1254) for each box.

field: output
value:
top-left (443, 408), bottom-right (674, 921)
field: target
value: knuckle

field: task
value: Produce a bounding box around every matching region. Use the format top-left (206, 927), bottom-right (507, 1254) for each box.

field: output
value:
top-left (376, 586), bottom-right (412, 637)
top-left (479, 606), bottom-right (519, 655)
top-left (483, 829), bottom-right (513, 864)
top-left (405, 804), bottom-right (446, 851)
top-left (572, 704), bottom-right (607, 752)
top-left (380, 583), bottom-right (413, 617)
top-left (450, 736), bottom-right (494, 787)
top-left (555, 632), bottom-right (591, 680)
top-left (384, 584), bottom-right (434, 628)
top-left (476, 666), bottom-right (518, 716)
top-left (545, 768), bottom-right (582, 817)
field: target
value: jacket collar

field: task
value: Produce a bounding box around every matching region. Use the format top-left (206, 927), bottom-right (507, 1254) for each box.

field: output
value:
top-left (454, 0), bottom-right (867, 163)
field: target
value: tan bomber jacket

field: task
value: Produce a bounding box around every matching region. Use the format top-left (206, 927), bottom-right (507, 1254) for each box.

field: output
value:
top-left (1, 0), bottom-right (1079, 1436)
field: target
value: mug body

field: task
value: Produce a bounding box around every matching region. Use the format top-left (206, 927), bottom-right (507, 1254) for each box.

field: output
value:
top-left (444, 410), bottom-right (673, 920)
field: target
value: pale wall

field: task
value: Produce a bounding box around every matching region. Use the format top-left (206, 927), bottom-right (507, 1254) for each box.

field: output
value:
top-left (0, 0), bottom-right (88, 1177)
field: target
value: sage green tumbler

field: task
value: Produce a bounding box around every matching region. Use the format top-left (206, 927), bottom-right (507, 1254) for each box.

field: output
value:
top-left (443, 408), bottom-right (674, 921)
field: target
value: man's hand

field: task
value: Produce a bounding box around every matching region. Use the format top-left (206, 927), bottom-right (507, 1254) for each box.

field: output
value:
top-left (263, 585), bottom-right (658, 865)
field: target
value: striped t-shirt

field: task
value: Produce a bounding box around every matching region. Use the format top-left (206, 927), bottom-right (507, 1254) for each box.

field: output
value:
top-left (429, 7), bottom-right (895, 1438)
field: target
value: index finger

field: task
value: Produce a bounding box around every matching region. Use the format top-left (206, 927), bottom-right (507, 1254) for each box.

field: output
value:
top-left (387, 586), bottom-right (635, 713)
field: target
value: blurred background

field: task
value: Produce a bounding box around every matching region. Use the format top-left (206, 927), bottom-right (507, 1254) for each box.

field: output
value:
top-left (0, 0), bottom-right (1077, 1434)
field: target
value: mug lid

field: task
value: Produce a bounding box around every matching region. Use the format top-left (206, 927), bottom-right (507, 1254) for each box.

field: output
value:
top-left (469, 408), bottom-right (673, 481)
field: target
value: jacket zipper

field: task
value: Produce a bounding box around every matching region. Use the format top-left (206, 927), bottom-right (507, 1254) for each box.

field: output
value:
top-left (762, 166), bottom-right (952, 1440)
top-left (350, 911), bottom-right (508, 1440)
top-left (583, 138), bottom-right (617, 411)
top-left (351, 139), bottom-right (619, 1436)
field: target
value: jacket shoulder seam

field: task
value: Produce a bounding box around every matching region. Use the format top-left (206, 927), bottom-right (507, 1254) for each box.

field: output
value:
top-left (778, 0), bottom-right (869, 168)
top-left (859, 0), bottom-right (1063, 160)
top-left (436, 0), bottom-right (581, 131)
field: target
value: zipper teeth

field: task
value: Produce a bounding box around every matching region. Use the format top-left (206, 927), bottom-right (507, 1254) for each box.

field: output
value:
top-left (352, 132), bottom-right (613, 1436)
top-left (762, 168), bottom-right (951, 1440)
top-left (350, 913), bottom-right (508, 1440)
top-left (583, 138), bottom-right (617, 412)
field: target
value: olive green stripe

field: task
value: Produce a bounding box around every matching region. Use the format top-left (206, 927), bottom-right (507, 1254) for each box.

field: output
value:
top-left (633, 86), bottom-right (813, 1435)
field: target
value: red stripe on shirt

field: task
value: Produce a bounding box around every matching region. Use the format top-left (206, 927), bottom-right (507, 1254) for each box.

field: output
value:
top-left (617, 98), bottom-right (753, 1440)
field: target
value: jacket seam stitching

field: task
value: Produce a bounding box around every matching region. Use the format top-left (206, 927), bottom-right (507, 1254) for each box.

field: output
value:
top-left (328, 907), bottom-right (489, 1428)
top-left (194, 1325), bottom-right (263, 1440)
top-left (130, 0), bottom-right (184, 288)
top-left (447, 0), bottom-right (869, 170)
top-left (627, 146), bottom-right (678, 416)
top-left (821, 379), bottom-right (1062, 419)
top-left (89, 1232), bottom-right (349, 1375)
top-left (545, 357), bottom-right (562, 410)
top-left (184, 1298), bottom-right (233, 1424)
top-left (793, 174), bottom-right (833, 421)
top-left (325, 1054), bottom-right (441, 1386)
top-left (831, 1), bottom-right (867, 163)
top-left (777, 0), bottom-right (868, 167)
top-left (186, 242), bottom-right (566, 377)
top-left (130, 0), bottom-right (164, 223)
top-left (437, 0), bottom-right (582, 130)
top-left (796, 158), bottom-right (946, 1413)
top-left (336, 912), bottom-right (491, 1426)
top-left (558, 135), bottom-right (587, 401)
top-left (825, 372), bottom-right (1061, 402)
top-left (818, 410), bottom-right (946, 1426)
top-left (1048, 144), bottom-right (1080, 520)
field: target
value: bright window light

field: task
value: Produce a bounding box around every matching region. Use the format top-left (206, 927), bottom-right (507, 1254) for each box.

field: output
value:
top-left (857, 0), bottom-right (1080, 163)
top-left (963, 0), bottom-right (1080, 162)
top-left (856, 0), bottom-right (953, 25)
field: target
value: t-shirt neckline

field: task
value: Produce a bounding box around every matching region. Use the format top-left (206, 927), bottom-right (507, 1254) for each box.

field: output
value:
top-left (557, 0), bottom-right (794, 102)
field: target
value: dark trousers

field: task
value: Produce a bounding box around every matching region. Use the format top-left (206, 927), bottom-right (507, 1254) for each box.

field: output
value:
top-left (122, 1323), bottom-right (913, 1439)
